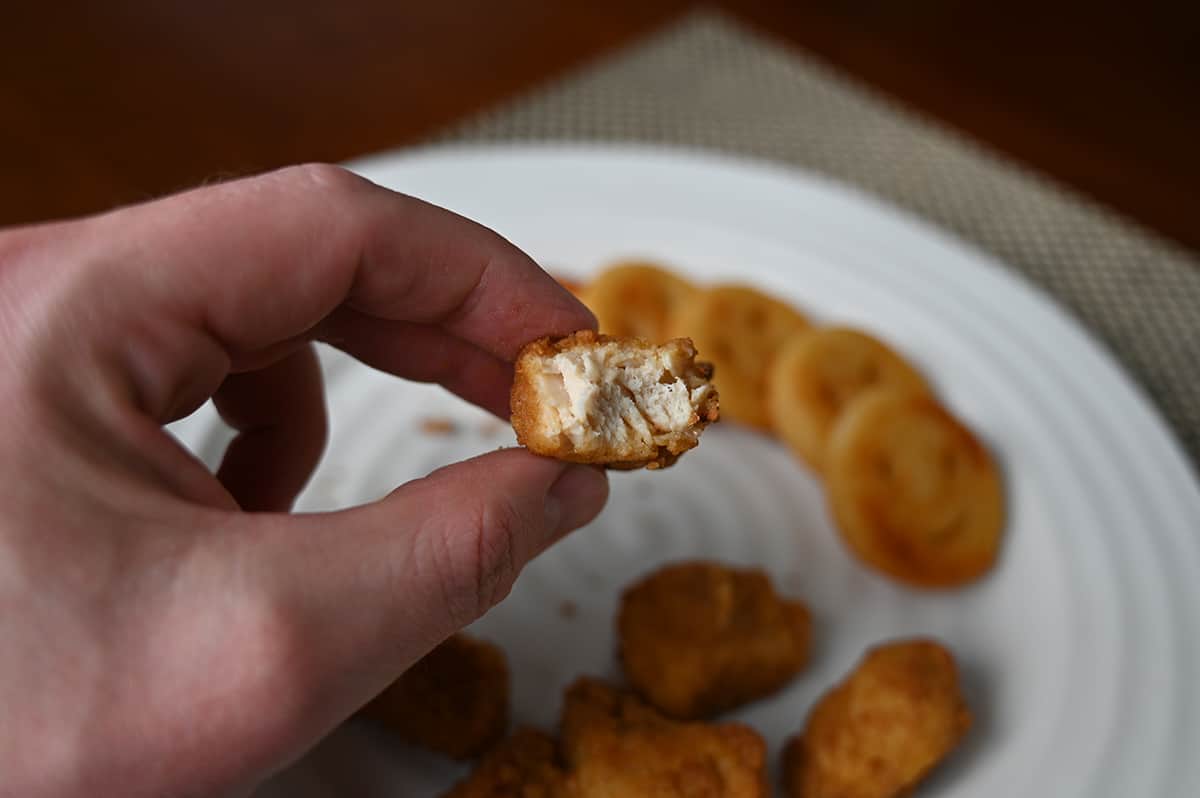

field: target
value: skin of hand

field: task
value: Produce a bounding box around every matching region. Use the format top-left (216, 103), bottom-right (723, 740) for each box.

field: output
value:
top-left (0, 164), bottom-right (609, 798)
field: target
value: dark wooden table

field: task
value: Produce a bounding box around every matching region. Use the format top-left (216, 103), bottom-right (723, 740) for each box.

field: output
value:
top-left (3, 1), bottom-right (1198, 251)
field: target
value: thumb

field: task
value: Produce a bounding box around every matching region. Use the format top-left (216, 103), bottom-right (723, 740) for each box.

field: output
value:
top-left (372, 447), bottom-right (610, 634)
top-left (222, 447), bottom-right (607, 756)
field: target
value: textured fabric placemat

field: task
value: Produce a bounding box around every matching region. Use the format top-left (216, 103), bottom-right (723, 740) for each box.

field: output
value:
top-left (438, 11), bottom-right (1200, 467)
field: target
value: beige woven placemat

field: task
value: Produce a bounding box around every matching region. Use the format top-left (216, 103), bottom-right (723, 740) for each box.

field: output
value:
top-left (439, 11), bottom-right (1200, 467)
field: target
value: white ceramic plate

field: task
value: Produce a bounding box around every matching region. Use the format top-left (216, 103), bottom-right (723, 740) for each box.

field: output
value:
top-left (170, 146), bottom-right (1200, 797)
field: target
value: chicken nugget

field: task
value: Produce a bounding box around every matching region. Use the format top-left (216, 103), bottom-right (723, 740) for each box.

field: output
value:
top-left (443, 728), bottom-right (567, 798)
top-left (560, 677), bottom-right (769, 798)
top-left (825, 388), bottom-right (1005, 588)
top-left (361, 633), bottom-right (509, 760)
top-left (783, 639), bottom-right (972, 798)
top-left (618, 561), bottom-right (811, 719)
top-left (511, 331), bottom-right (719, 470)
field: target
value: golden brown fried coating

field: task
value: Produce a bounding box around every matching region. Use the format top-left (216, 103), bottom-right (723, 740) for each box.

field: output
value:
top-left (511, 331), bottom-right (719, 470)
top-left (559, 678), bottom-right (769, 798)
top-left (361, 633), bottom-right (509, 760)
top-left (670, 285), bottom-right (809, 429)
top-left (618, 561), bottom-right (812, 719)
top-left (583, 261), bottom-right (697, 342)
top-left (443, 728), bottom-right (567, 798)
top-left (767, 327), bottom-right (930, 474)
top-left (825, 389), bottom-right (1005, 588)
top-left (783, 639), bottom-right (972, 798)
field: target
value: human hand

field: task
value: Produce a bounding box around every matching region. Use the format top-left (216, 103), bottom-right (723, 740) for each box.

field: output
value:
top-left (0, 165), bottom-right (608, 797)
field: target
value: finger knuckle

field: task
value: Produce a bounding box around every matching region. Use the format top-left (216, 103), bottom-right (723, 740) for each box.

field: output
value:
top-left (430, 495), bottom-right (526, 628)
top-left (232, 591), bottom-right (320, 739)
top-left (287, 162), bottom-right (370, 197)
top-left (475, 497), bottom-right (523, 608)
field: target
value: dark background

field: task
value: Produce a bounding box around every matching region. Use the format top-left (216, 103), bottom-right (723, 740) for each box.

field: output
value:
top-left (3, 1), bottom-right (1197, 251)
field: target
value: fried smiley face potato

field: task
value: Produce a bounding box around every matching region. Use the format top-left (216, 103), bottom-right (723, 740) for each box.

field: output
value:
top-left (783, 639), bottom-right (972, 798)
top-left (443, 728), bottom-right (567, 798)
top-left (825, 388), bottom-right (1005, 588)
top-left (670, 284), bottom-right (809, 429)
top-left (511, 331), bottom-right (719, 470)
top-left (767, 326), bottom-right (930, 474)
top-left (618, 561), bottom-right (812, 719)
top-left (360, 633), bottom-right (509, 760)
top-left (560, 678), bottom-right (769, 798)
top-left (583, 261), bottom-right (697, 342)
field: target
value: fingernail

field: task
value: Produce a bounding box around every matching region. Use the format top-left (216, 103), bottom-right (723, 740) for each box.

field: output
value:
top-left (545, 465), bottom-right (609, 538)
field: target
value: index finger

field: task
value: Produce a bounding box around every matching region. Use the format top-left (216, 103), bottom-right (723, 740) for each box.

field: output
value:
top-left (86, 163), bottom-right (593, 362)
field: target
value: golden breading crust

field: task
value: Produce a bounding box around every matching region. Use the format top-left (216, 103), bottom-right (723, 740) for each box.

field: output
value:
top-left (443, 728), bottom-right (567, 798)
top-left (618, 561), bottom-right (812, 719)
top-left (559, 677), bottom-right (769, 798)
top-left (511, 330), bottom-right (719, 470)
top-left (783, 639), bottom-right (972, 798)
top-left (360, 634), bottom-right (509, 760)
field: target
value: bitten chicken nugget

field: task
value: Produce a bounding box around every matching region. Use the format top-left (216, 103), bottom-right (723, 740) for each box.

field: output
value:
top-left (560, 678), bottom-right (769, 798)
top-left (618, 561), bottom-right (812, 719)
top-left (361, 633), bottom-right (509, 760)
top-left (783, 639), bottom-right (972, 798)
top-left (443, 728), bottom-right (567, 798)
top-left (511, 331), bottom-right (719, 470)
